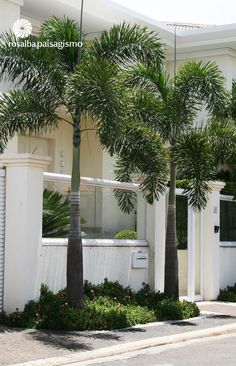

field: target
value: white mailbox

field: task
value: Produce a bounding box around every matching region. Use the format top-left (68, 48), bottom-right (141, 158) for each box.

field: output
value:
top-left (131, 251), bottom-right (149, 269)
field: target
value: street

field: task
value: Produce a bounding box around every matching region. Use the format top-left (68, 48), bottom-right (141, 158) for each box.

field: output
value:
top-left (75, 331), bottom-right (236, 366)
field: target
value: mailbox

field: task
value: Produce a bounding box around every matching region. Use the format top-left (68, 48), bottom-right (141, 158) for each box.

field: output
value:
top-left (131, 251), bottom-right (149, 269)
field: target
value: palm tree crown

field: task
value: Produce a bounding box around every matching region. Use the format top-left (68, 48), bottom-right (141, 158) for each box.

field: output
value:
top-left (0, 17), bottom-right (167, 306)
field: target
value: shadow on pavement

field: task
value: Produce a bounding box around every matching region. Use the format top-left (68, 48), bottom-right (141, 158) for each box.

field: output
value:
top-left (29, 330), bottom-right (92, 351)
top-left (206, 314), bottom-right (236, 319)
top-left (0, 326), bottom-right (26, 333)
top-left (170, 321), bottom-right (197, 326)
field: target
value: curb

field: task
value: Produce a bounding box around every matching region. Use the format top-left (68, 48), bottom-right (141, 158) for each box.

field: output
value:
top-left (11, 322), bottom-right (236, 366)
top-left (198, 301), bottom-right (236, 307)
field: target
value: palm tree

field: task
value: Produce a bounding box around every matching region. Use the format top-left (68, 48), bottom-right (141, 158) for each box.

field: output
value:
top-left (0, 17), bottom-right (167, 307)
top-left (114, 60), bottom-right (228, 298)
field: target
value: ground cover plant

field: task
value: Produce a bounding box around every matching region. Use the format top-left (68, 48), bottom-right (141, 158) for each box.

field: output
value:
top-left (0, 280), bottom-right (199, 330)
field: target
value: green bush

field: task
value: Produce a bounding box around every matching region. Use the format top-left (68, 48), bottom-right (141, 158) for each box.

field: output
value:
top-left (218, 283), bottom-right (236, 302)
top-left (0, 281), bottom-right (199, 330)
top-left (79, 297), bottom-right (155, 330)
top-left (114, 230), bottom-right (137, 240)
top-left (84, 278), bottom-right (135, 305)
top-left (0, 311), bottom-right (8, 326)
top-left (155, 299), bottom-right (200, 321)
top-left (135, 283), bottom-right (166, 308)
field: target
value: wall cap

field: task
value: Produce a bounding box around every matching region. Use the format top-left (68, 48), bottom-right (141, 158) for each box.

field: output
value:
top-left (42, 238), bottom-right (148, 248)
top-left (208, 181), bottom-right (225, 191)
top-left (0, 154), bottom-right (51, 169)
top-left (7, 0), bottom-right (24, 6)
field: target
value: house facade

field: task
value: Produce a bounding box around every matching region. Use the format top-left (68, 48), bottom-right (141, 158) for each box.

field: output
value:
top-left (2, 0), bottom-right (236, 180)
top-left (0, 0), bottom-right (236, 312)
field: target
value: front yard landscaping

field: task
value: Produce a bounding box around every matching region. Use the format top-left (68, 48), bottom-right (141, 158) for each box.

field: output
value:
top-left (0, 280), bottom-right (199, 331)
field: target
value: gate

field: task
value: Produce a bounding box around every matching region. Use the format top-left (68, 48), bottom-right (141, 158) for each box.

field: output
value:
top-left (0, 169), bottom-right (6, 311)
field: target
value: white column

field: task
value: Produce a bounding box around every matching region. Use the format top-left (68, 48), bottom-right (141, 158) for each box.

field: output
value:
top-left (202, 181), bottom-right (225, 300)
top-left (0, 154), bottom-right (50, 313)
top-left (187, 206), bottom-right (196, 301)
top-left (146, 193), bottom-right (166, 292)
top-left (136, 192), bottom-right (146, 239)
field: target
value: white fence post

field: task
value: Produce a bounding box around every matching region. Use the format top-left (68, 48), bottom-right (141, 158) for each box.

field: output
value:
top-left (0, 154), bottom-right (50, 313)
top-left (146, 193), bottom-right (166, 292)
top-left (202, 181), bottom-right (225, 300)
top-left (187, 206), bottom-right (196, 301)
top-left (136, 192), bottom-right (146, 239)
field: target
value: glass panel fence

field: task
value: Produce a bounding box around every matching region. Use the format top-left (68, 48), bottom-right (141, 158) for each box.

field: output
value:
top-left (43, 175), bottom-right (140, 239)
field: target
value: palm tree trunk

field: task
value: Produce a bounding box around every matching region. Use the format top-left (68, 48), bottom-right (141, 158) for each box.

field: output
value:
top-left (67, 119), bottom-right (84, 308)
top-left (164, 159), bottom-right (179, 299)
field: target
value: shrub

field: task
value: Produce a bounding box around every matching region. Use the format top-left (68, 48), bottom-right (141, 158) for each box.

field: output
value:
top-left (114, 230), bottom-right (137, 240)
top-left (135, 283), bottom-right (166, 308)
top-left (79, 297), bottom-right (155, 330)
top-left (0, 282), bottom-right (199, 330)
top-left (218, 283), bottom-right (236, 302)
top-left (84, 278), bottom-right (135, 305)
top-left (155, 299), bottom-right (200, 321)
top-left (0, 311), bottom-right (8, 326)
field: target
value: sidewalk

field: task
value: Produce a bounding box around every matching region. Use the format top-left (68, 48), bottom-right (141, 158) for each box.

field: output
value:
top-left (1, 302), bottom-right (235, 366)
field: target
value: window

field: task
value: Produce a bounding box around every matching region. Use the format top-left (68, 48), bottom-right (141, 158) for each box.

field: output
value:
top-left (220, 200), bottom-right (236, 242)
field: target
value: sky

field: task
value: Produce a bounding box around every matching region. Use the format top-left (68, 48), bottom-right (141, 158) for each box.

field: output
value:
top-left (113, 0), bottom-right (236, 25)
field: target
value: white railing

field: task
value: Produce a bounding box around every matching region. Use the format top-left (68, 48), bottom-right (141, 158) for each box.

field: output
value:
top-left (220, 194), bottom-right (234, 201)
top-left (43, 172), bottom-right (139, 191)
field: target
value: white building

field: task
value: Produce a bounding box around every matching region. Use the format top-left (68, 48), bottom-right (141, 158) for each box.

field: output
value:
top-left (0, 0), bottom-right (236, 312)
top-left (2, 0), bottom-right (236, 178)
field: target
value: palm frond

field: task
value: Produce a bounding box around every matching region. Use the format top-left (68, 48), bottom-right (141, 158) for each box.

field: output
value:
top-left (66, 59), bottom-right (127, 151)
top-left (113, 157), bottom-right (137, 214)
top-left (174, 61), bottom-right (228, 116)
top-left (126, 65), bottom-right (170, 101)
top-left (131, 89), bottom-right (171, 138)
top-left (172, 130), bottom-right (215, 210)
top-left (40, 16), bottom-right (84, 72)
top-left (0, 31), bottom-right (65, 97)
top-left (91, 22), bottom-right (165, 68)
top-left (114, 124), bottom-right (168, 211)
top-left (43, 189), bottom-right (70, 238)
top-left (207, 117), bottom-right (236, 165)
top-left (0, 89), bottom-right (59, 140)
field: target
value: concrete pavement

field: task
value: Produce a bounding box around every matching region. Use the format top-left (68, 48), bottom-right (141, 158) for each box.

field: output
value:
top-left (79, 331), bottom-right (236, 366)
top-left (4, 302), bottom-right (236, 366)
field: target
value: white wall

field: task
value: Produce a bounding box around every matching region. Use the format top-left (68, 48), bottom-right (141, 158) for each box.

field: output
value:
top-left (220, 246), bottom-right (236, 289)
top-left (41, 239), bottom-right (149, 292)
top-left (0, 154), bottom-right (50, 313)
